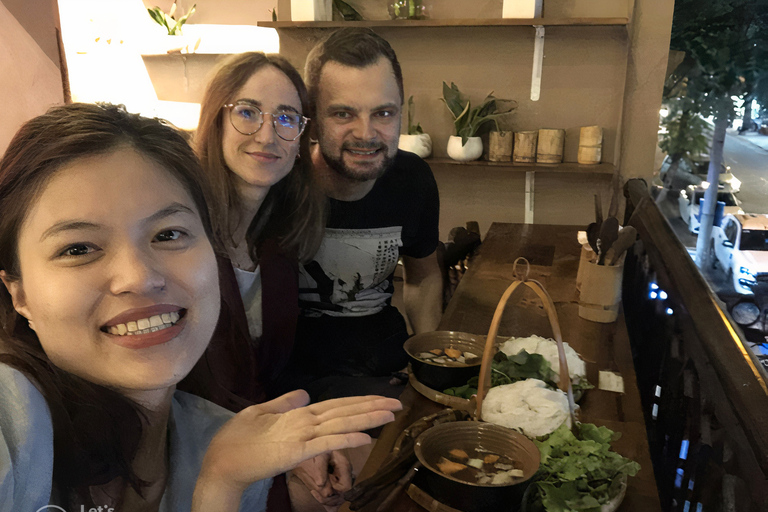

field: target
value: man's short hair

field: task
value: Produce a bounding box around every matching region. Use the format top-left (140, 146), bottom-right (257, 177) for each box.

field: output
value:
top-left (304, 28), bottom-right (404, 116)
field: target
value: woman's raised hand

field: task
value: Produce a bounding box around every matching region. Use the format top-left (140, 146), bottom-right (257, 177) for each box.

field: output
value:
top-left (192, 390), bottom-right (401, 511)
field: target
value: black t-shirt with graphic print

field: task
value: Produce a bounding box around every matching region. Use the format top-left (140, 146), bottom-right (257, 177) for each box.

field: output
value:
top-left (298, 150), bottom-right (440, 317)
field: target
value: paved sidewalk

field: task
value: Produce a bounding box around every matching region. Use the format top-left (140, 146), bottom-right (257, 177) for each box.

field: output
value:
top-left (727, 128), bottom-right (768, 152)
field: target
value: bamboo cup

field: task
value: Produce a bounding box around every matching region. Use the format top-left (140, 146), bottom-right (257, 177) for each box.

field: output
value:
top-left (513, 131), bottom-right (537, 163)
top-left (578, 125), bottom-right (603, 164)
top-left (537, 129), bottom-right (565, 163)
top-left (489, 131), bottom-right (513, 162)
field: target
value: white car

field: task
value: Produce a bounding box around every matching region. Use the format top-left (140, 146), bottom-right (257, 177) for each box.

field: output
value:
top-left (712, 214), bottom-right (768, 295)
top-left (678, 185), bottom-right (743, 234)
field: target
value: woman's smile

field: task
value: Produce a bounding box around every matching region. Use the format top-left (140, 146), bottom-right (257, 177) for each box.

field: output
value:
top-left (246, 150), bottom-right (281, 164)
top-left (102, 304), bottom-right (187, 349)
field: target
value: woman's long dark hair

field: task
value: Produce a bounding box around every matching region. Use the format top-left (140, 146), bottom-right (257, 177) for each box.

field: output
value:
top-left (0, 103), bottom-right (223, 508)
top-left (195, 52), bottom-right (326, 263)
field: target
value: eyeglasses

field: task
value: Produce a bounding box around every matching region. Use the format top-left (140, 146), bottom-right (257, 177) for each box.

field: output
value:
top-left (223, 103), bottom-right (309, 141)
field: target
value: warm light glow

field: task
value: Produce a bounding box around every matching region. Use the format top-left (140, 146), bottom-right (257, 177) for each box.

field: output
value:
top-left (57, 0), bottom-right (278, 130)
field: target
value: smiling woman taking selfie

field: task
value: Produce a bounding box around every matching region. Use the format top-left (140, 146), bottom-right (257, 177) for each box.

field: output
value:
top-left (0, 103), bottom-right (399, 512)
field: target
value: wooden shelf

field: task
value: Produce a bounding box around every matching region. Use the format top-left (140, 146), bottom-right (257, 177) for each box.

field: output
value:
top-left (425, 158), bottom-right (616, 176)
top-left (257, 17), bottom-right (629, 29)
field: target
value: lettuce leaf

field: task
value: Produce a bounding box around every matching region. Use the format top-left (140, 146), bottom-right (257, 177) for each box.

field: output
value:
top-left (528, 424), bottom-right (641, 511)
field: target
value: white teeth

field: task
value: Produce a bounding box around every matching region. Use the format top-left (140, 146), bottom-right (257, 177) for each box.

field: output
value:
top-left (106, 311), bottom-right (182, 336)
top-left (348, 149), bottom-right (377, 155)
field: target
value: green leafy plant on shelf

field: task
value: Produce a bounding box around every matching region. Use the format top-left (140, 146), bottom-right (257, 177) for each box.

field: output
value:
top-left (333, 0), bottom-right (363, 21)
top-left (148, 1), bottom-right (197, 35)
top-left (440, 81), bottom-right (516, 146)
top-left (406, 96), bottom-right (424, 135)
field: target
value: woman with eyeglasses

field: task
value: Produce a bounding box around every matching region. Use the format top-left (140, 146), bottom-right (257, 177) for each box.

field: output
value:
top-left (191, 53), bottom-right (349, 511)
top-left (192, 53), bottom-right (325, 406)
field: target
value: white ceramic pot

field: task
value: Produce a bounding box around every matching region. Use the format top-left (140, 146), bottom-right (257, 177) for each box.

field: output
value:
top-left (447, 135), bottom-right (483, 162)
top-left (398, 133), bottom-right (433, 158)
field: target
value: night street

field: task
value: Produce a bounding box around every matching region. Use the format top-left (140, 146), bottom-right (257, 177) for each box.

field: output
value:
top-left (657, 129), bottom-right (768, 354)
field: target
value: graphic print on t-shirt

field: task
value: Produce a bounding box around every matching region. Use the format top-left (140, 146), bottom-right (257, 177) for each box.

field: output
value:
top-left (298, 227), bottom-right (403, 317)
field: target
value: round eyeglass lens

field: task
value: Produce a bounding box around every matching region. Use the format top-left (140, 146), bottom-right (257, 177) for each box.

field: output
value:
top-left (230, 104), bottom-right (304, 141)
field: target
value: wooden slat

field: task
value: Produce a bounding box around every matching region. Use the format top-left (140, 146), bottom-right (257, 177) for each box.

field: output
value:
top-left (425, 158), bottom-right (616, 176)
top-left (257, 18), bottom-right (629, 29)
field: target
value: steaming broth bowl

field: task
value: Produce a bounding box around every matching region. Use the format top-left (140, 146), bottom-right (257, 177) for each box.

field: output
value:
top-left (414, 421), bottom-right (540, 512)
top-left (404, 331), bottom-right (489, 390)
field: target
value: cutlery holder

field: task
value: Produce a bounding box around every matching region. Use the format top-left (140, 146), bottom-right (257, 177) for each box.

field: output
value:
top-left (577, 253), bottom-right (626, 323)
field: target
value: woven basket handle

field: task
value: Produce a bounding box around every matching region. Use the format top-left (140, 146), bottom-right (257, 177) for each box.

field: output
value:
top-left (475, 258), bottom-right (577, 426)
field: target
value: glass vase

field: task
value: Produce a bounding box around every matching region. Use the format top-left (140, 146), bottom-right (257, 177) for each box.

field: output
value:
top-left (388, 0), bottom-right (428, 20)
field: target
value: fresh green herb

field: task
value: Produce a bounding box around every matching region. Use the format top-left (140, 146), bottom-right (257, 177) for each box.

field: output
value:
top-left (443, 351), bottom-right (559, 398)
top-left (572, 377), bottom-right (594, 393)
top-left (147, 2), bottom-right (196, 35)
top-left (527, 424), bottom-right (641, 512)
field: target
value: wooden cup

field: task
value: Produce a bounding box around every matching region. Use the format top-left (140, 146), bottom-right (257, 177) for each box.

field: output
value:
top-left (577, 253), bottom-right (625, 323)
top-left (513, 130), bottom-right (537, 163)
top-left (537, 128), bottom-right (565, 163)
top-left (489, 131), bottom-right (513, 162)
top-left (578, 125), bottom-right (603, 164)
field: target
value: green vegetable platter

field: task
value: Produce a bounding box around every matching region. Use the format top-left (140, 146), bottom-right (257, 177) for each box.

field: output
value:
top-left (521, 423), bottom-right (640, 512)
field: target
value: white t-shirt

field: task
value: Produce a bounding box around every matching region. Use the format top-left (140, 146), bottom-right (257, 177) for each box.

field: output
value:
top-left (233, 265), bottom-right (263, 340)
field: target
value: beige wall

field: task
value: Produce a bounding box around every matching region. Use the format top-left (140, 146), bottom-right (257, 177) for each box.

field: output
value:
top-left (618, 0), bottom-right (674, 179)
top-left (269, 0), bottom-right (672, 237)
top-left (2, 0), bottom-right (61, 67)
top-left (0, 0), bottom-right (64, 155)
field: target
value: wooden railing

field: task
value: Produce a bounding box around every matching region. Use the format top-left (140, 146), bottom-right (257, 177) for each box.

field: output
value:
top-left (622, 179), bottom-right (768, 511)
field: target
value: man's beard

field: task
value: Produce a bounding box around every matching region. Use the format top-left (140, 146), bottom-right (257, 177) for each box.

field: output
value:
top-left (320, 140), bottom-right (396, 182)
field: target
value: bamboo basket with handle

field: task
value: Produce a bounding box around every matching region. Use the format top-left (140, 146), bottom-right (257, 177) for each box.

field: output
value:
top-left (475, 258), bottom-right (577, 427)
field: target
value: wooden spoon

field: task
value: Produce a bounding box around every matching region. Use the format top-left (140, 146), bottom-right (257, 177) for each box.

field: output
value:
top-left (607, 226), bottom-right (637, 266)
top-left (597, 217), bottom-right (619, 265)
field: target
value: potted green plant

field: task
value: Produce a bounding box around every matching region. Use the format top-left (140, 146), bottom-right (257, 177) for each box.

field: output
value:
top-left (398, 96), bottom-right (432, 159)
top-left (147, 2), bottom-right (197, 35)
top-left (441, 82), bottom-right (515, 162)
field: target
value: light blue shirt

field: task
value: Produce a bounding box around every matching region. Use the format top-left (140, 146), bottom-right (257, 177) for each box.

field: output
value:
top-left (0, 364), bottom-right (271, 511)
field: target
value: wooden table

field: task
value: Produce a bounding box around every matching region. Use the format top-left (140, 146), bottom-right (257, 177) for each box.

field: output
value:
top-left (346, 223), bottom-right (661, 511)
